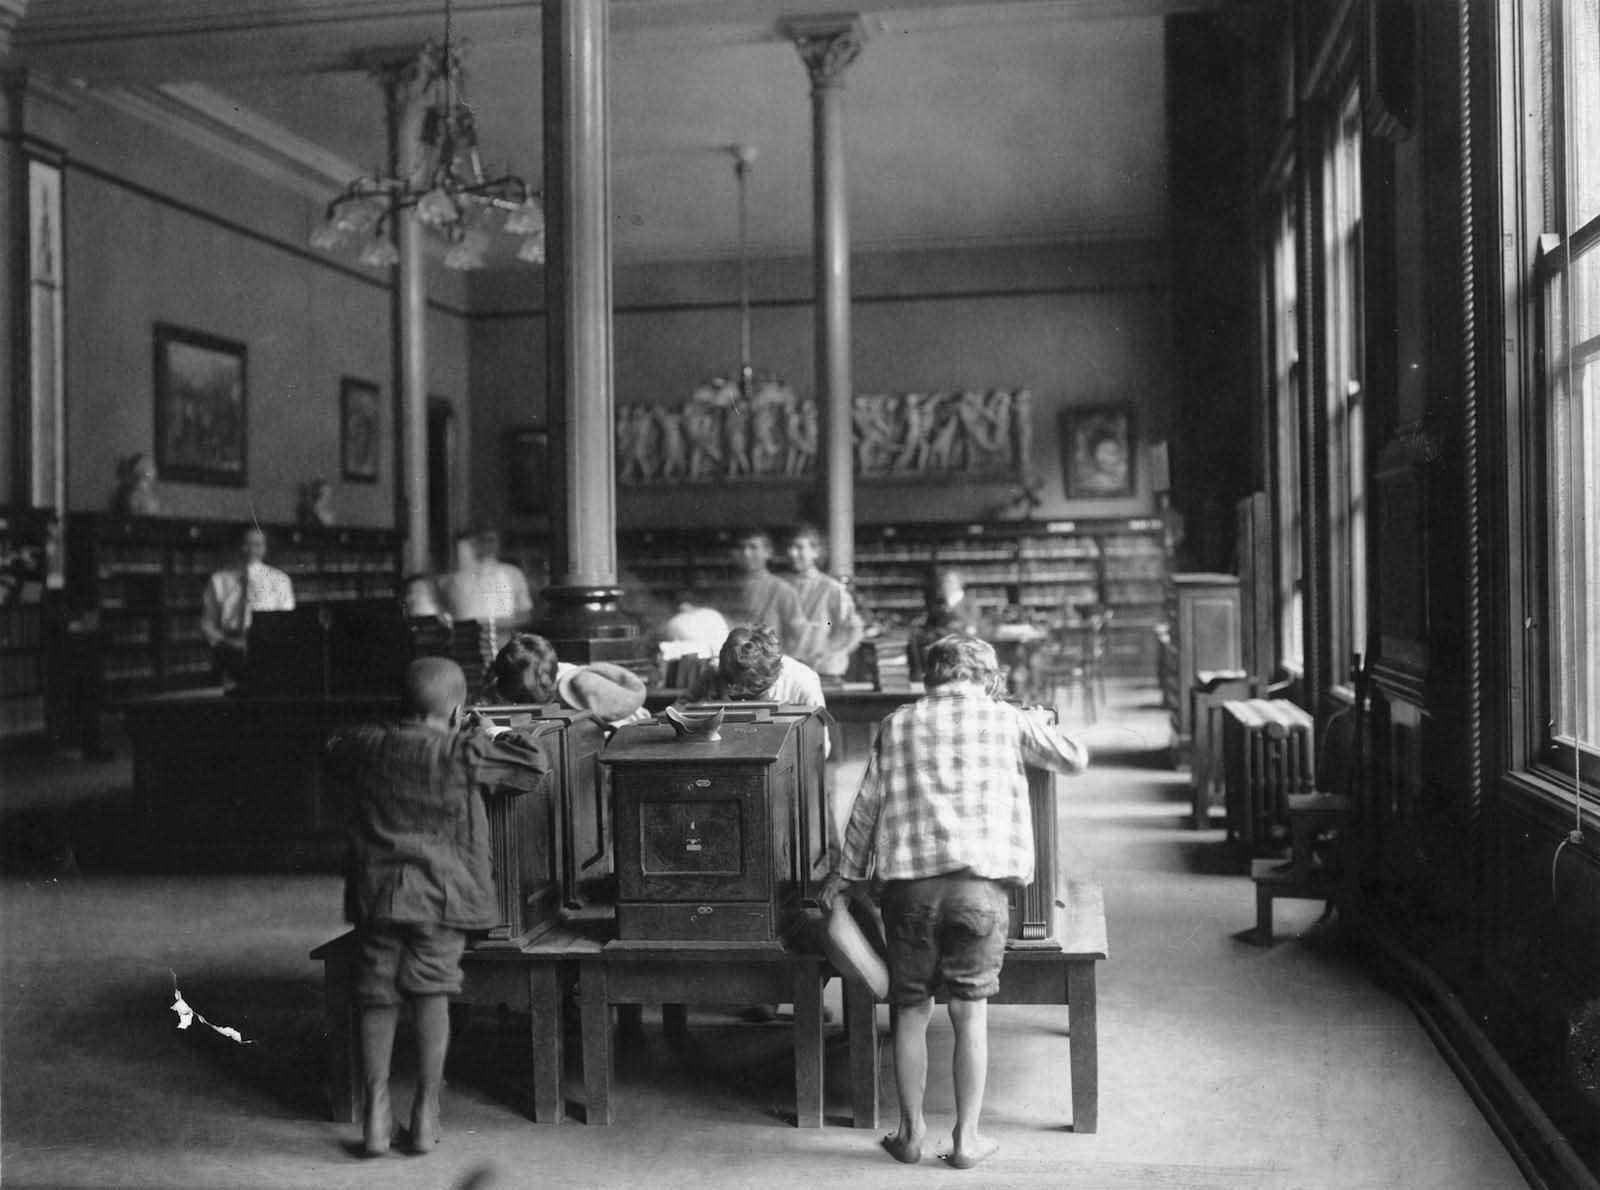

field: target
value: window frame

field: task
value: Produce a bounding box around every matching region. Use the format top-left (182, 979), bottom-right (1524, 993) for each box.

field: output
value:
top-left (1497, 0), bottom-right (1600, 809)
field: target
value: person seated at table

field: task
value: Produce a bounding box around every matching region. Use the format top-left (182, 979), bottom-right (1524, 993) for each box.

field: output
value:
top-left (909, 566), bottom-right (980, 683)
top-left (785, 523), bottom-right (865, 681)
top-left (200, 526), bottom-right (296, 684)
top-left (687, 623), bottom-right (827, 714)
top-left (485, 632), bottom-right (650, 728)
top-left (728, 527), bottom-right (804, 657)
top-left (819, 636), bottom-right (1089, 1170)
top-left (660, 588), bottom-right (731, 659)
top-left (401, 573), bottom-right (449, 623)
top-left (324, 658), bottom-right (552, 1157)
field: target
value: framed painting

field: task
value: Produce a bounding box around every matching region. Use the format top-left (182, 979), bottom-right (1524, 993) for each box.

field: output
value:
top-left (153, 323), bottom-right (248, 486)
top-left (1061, 405), bottom-right (1136, 499)
top-left (340, 377), bottom-right (382, 484)
top-left (507, 427), bottom-right (549, 515)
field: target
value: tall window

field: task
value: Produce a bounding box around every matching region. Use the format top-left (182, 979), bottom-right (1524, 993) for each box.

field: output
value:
top-left (1540, 0), bottom-right (1600, 768)
top-left (1268, 190), bottom-right (1304, 670)
top-left (1321, 89), bottom-right (1367, 683)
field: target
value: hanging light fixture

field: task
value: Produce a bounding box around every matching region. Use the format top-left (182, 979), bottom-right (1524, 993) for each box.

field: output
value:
top-left (311, 0), bottom-right (544, 270)
top-left (732, 143), bottom-right (758, 398)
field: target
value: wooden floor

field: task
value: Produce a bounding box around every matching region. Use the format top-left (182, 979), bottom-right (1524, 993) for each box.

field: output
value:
top-left (0, 682), bottom-right (1529, 1189)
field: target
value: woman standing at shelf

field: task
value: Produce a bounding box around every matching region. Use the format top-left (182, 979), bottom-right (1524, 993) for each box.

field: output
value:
top-left (785, 524), bottom-right (864, 680)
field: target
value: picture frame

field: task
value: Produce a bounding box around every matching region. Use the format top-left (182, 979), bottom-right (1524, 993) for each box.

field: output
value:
top-left (507, 426), bottom-right (549, 515)
top-left (153, 323), bottom-right (248, 487)
top-left (340, 377), bottom-right (382, 484)
top-left (1061, 405), bottom-right (1136, 499)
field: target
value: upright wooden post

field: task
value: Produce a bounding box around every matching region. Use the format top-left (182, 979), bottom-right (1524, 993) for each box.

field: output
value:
top-left (786, 15), bottom-right (865, 581)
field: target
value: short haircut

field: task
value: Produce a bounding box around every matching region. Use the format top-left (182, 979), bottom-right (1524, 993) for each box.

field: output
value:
top-left (717, 624), bottom-right (784, 699)
top-left (489, 632), bottom-right (560, 703)
top-left (405, 657), bottom-right (467, 718)
top-left (922, 635), bottom-right (1000, 690)
top-left (732, 527), bottom-right (771, 550)
top-left (474, 527), bottom-right (502, 558)
top-left (402, 572), bottom-right (436, 591)
top-left (789, 523), bottom-right (826, 552)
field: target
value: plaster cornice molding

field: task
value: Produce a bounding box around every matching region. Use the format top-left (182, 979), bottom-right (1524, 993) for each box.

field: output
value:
top-left (86, 81), bottom-right (360, 202)
top-left (0, 0), bottom-right (28, 54)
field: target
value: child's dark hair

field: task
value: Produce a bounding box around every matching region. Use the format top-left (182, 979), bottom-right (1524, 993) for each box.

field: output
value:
top-left (717, 624), bottom-right (784, 699)
top-left (732, 526), bottom-right (772, 550)
top-left (488, 633), bottom-right (560, 703)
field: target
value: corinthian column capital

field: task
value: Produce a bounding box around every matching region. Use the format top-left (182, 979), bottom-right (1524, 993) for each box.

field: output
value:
top-left (783, 14), bottom-right (867, 90)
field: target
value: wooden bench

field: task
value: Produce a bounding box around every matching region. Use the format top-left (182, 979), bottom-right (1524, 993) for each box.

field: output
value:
top-left (847, 877), bottom-right (1109, 1133)
top-left (310, 920), bottom-right (604, 1126)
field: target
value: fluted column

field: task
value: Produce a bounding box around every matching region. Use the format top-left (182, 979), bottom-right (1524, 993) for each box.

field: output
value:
top-left (786, 15), bottom-right (865, 580)
top-left (538, 0), bottom-right (634, 657)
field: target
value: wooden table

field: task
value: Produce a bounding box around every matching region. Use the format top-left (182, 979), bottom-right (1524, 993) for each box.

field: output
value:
top-left (848, 878), bottom-right (1109, 1134)
top-left (578, 939), bottom-right (866, 1129)
top-left (311, 921), bottom-right (603, 1125)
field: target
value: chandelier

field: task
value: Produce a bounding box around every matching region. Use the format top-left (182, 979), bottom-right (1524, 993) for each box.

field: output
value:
top-left (310, 0), bottom-right (544, 271)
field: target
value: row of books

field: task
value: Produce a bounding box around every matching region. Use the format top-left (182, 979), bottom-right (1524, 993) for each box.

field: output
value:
top-left (0, 606), bottom-right (44, 650)
top-left (0, 694), bottom-right (46, 739)
top-left (0, 654), bottom-right (43, 696)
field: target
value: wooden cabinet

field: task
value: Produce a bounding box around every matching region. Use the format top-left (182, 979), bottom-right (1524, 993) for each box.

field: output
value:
top-left (603, 707), bottom-right (829, 943)
top-left (1160, 573), bottom-right (1242, 761)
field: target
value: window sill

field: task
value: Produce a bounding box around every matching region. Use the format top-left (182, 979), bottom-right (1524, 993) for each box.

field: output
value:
top-left (1499, 768), bottom-right (1600, 850)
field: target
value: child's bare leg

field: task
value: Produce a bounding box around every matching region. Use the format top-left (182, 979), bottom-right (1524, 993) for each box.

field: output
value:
top-left (947, 998), bottom-right (998, 1169)
top-left (359, 1006), bottom-right (398, 1156)
top-left (409, 994), bottom-right (450, 1154)
top-left (885, 998), bottom-right (933, 1163)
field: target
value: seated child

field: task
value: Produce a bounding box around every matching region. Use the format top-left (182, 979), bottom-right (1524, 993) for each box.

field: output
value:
top-left (687, 623), bottom-right (826, 711)
top-left (486, 632), bottom-right (650, 728)
top-left (324, 657), bottom-right (552, 1156)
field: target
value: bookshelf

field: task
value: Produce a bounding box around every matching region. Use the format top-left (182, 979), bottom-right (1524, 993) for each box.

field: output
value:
top-left (0, 508), bottom-right (53, 745)
top-left (614, 516), bottom-right (1170, 676)
top-left (69, 515), bottom-right (403, 700)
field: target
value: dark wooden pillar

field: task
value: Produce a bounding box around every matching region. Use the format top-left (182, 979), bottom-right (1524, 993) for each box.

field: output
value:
top-left (390, 68), bottom-right (431, 575)
top-left (538, 0), bottom-right (636, 660)
top-left (786, 15), bottom-right (865, 581)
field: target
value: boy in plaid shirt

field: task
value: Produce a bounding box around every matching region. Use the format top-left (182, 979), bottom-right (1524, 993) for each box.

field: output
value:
top-left (820, 635), bottom-right (1088, 1169)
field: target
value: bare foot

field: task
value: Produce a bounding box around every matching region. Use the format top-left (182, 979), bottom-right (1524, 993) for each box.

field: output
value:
top-left (880, 1132), bottom-right (923, 1164)
top-left (942, 1136), bottom-right (999, 1170)
top-left (362, 1087), bottom-right (392, 1157)
top-left (408, 1096), bottom-right (440, 1155)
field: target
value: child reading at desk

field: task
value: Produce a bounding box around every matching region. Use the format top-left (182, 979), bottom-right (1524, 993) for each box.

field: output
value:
top-left (324, 657), bottom-right (551, 1157)
top-left (820, 636), bottom-right (1089, 1170)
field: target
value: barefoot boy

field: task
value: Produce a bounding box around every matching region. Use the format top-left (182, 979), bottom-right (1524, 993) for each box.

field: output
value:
top-left (819, 636), bottom-right (1088, 1169)
top-left (325, 658), bottom-right (551, 1156)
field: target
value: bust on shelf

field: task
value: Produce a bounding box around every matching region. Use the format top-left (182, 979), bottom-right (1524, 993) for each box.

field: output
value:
top-left (112, 453), bottom-right (161, 517)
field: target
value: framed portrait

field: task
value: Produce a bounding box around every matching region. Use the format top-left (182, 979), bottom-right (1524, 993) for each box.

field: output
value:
top-left (507, 427), bottom-right (549, 515)
top-left (340, 377), bottom-right (382, 484)
top-left (153, 323), bottom-right (248, 486)
top-left (1061, 405), bottom-right (1136, 499)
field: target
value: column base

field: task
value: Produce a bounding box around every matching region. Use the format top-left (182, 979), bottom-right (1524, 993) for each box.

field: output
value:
top-left (534, 585), bottom-right (646, 665)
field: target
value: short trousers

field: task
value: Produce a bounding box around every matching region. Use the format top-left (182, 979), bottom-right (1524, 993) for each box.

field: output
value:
top-left (354, 921), bottom-right (467, 1007)
top-left (879, 872), bottom-right (1011, 1006)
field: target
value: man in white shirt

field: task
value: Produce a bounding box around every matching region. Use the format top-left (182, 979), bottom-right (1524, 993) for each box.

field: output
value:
top-left (200, 526), bottom-right (296, 681)
top-left (442, 529), bottom-right (533, 633)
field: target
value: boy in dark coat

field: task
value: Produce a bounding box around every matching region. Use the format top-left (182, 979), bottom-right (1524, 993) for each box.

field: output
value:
top-left (325, 657), bottom-right (550, 1156)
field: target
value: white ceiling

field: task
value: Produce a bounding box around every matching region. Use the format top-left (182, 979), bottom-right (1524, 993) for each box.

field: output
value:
top-left (15, 0), bottom-right (1177, 260)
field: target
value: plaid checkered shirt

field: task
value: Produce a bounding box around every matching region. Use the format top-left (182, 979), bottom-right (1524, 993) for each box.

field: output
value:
top-left (838, 683), bottom-right (1089, 885)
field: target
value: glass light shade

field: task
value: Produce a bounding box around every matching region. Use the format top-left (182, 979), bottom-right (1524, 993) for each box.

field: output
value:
top-left (443, 243), bottom-right (485, 270)
top-left (415, 187), bottom-right (459, 228)
top-left (504, 198), bottom-right (545, 236)
top-left (359, 237), bottom-right (401, 268)
top-left (516, 231), bottom-right (546, 264)
top-left (309, 222), bottom-right (344, 250)
top-left (331, 198), bottom-right (382, 234)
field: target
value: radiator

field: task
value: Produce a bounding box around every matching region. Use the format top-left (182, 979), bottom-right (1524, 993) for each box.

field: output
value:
top-left (1220, 698), bottom-right (1315, 850)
